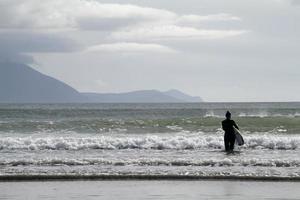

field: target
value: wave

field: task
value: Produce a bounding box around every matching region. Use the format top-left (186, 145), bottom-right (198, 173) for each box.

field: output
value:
top-left (238, 113), bottom-right (300, 118)
top-left (204, 111), bottom-right (300, 118)
top-left (1, 114), bottom-right (300, 135)
top-left (2, 157), bottom-right (300, 168)
top-left (204, 111), bottom-right (223, 118)
top-left (238, 112), bottom-right (269, 118)
top-left (1, 134), bottom-right (300, 150)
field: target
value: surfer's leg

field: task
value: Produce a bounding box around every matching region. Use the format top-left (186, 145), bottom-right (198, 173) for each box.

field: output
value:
top-left (229, 135), bottom-right (235, 150)
top-left (224, 134), bottom-right (230, 151)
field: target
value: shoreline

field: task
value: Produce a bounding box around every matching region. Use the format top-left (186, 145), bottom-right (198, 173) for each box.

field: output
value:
top-left (1, 174), bottom-right (300, 182)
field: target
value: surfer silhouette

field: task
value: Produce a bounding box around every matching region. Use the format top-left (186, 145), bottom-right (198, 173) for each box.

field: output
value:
top-left (222, 111), bottom-right (239, 152)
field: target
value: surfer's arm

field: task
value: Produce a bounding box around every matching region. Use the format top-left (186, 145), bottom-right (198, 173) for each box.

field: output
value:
top-left (233, 121), bottom-right (239, 130)
top-left (221, 121), bottom-right (225, 131)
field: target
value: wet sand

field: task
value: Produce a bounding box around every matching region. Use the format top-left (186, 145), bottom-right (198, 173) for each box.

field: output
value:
top-left (1, 180), bottom-right (300, 200)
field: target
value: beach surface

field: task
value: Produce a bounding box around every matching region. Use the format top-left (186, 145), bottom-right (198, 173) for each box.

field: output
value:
top-left (1, 180), bottom-right (300, 200)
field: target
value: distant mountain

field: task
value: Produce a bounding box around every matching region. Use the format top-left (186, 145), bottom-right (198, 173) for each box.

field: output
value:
top-left (163, 89), bottom-right (203, 102)
top-left (0, 62), bottom-right (203, 103)
top-left (0, 62), bottom-right (85, 103)
top-left (82, 90), bottom-right (203, 103)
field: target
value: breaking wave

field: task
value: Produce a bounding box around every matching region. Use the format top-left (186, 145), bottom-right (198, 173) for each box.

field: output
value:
top-left (2, 157), bottom-right (300, 168)
top-left (1, 134), bottom-right (300, 150)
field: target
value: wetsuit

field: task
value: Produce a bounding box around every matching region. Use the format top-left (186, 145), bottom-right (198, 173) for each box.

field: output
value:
top-left (222, 119), bottom-right (239, 151)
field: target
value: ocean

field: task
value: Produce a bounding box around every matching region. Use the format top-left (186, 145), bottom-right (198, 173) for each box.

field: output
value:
top-left (1, 102), bottom-right (300, 179)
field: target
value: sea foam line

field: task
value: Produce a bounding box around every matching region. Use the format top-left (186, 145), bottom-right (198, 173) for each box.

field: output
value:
top-left (0, 134), bottom-right (300, 150)
top-left (2, 158), bottom-right (300, 167)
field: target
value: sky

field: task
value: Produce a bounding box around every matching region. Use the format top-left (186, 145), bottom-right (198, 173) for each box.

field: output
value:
top-left (0, 0), bottom-right (299, 102)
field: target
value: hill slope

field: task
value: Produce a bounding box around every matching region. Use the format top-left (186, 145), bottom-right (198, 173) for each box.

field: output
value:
top-left (0, 62), bottom-right (85, 103)
top-left (0, 62), bottom-right (203, 103)
top-left (82, 90), bottom-right (203, 103)
top-left (163, 89), bottom-right (203, 102)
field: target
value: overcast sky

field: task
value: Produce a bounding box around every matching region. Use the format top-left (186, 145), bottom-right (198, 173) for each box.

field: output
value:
top-left (0, 0), bottom-right (299, 102)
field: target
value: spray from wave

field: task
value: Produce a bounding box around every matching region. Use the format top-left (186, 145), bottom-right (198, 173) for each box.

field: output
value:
top-left (1, 134), bottom-right (299, 150)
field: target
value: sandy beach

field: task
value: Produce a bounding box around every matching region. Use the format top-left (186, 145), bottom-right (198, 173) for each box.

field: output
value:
top-left (1, 180), bottom-right (300, 200)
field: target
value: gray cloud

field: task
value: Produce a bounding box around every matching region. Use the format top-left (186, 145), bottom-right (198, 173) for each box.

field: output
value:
top-left (86, 42), bottom-right (178, 54)
top-left (291, 0), bottom-right (300, 5)
top-left (0, 0), bottom-right (245, 64)
top-left (0, 31), bottom-right (80, 63)
top-left (77, 18), bottom-right (140, 31)
top-left (0, 0), bottom-right (175, 30)
top-left (0, 0), bottom-right (244, 32)
top-left (0, 31), bottom-right (79, 53)
top-left (0, 52), bottom-right (35, 64)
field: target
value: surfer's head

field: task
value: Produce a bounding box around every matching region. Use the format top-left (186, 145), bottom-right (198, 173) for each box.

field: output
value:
top-left (225, 111), bottom-right (231, 119)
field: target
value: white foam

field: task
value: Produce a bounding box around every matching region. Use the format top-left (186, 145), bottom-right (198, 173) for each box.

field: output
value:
top-left (238, 112), bottom-right (269, 118)
top-left (238, 112), bottom-right (300, 118)
top-left (166, 125), bottom-right (183, 131)
top-left (294, 112), bottom-right (300, 117)
top-left (204, 111), bottom-right (223, 118)
top-left (0, 134), bottom-right (300, 150)
top-left (2, 157), bottom-right (300, 168)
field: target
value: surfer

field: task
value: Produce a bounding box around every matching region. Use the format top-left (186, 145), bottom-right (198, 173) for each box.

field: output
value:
top-left (222, 111), bottom-right (239, 152)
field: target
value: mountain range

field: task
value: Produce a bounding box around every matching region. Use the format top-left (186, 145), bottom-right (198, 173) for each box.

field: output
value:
top-left (0, 62), bottom-right (203, 103)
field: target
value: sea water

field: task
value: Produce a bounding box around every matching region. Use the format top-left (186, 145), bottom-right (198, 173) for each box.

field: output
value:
top-left (0, 102), bottom-right (300, 179)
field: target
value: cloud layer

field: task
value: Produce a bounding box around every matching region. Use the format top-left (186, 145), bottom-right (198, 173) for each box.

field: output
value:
top-left (291, 0), bottom-right (300, 5)
top-left (111, 25), bottom-right (246, 41)
top-left (0, 0), bottom-right (246, 61)
top-left (0, 0), bottom-right (241, 30)
top-left (0, 0), bottom-right (174, 30)
top-left (86, 42), bottom-right (177, 54)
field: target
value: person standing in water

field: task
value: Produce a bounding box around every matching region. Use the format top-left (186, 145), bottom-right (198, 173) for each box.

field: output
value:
top-left (222, 111), bottom-right (239, 152)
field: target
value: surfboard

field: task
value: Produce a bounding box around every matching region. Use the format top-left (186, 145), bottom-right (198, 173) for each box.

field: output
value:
top-left (234, 127), bottom-right (244, 146)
